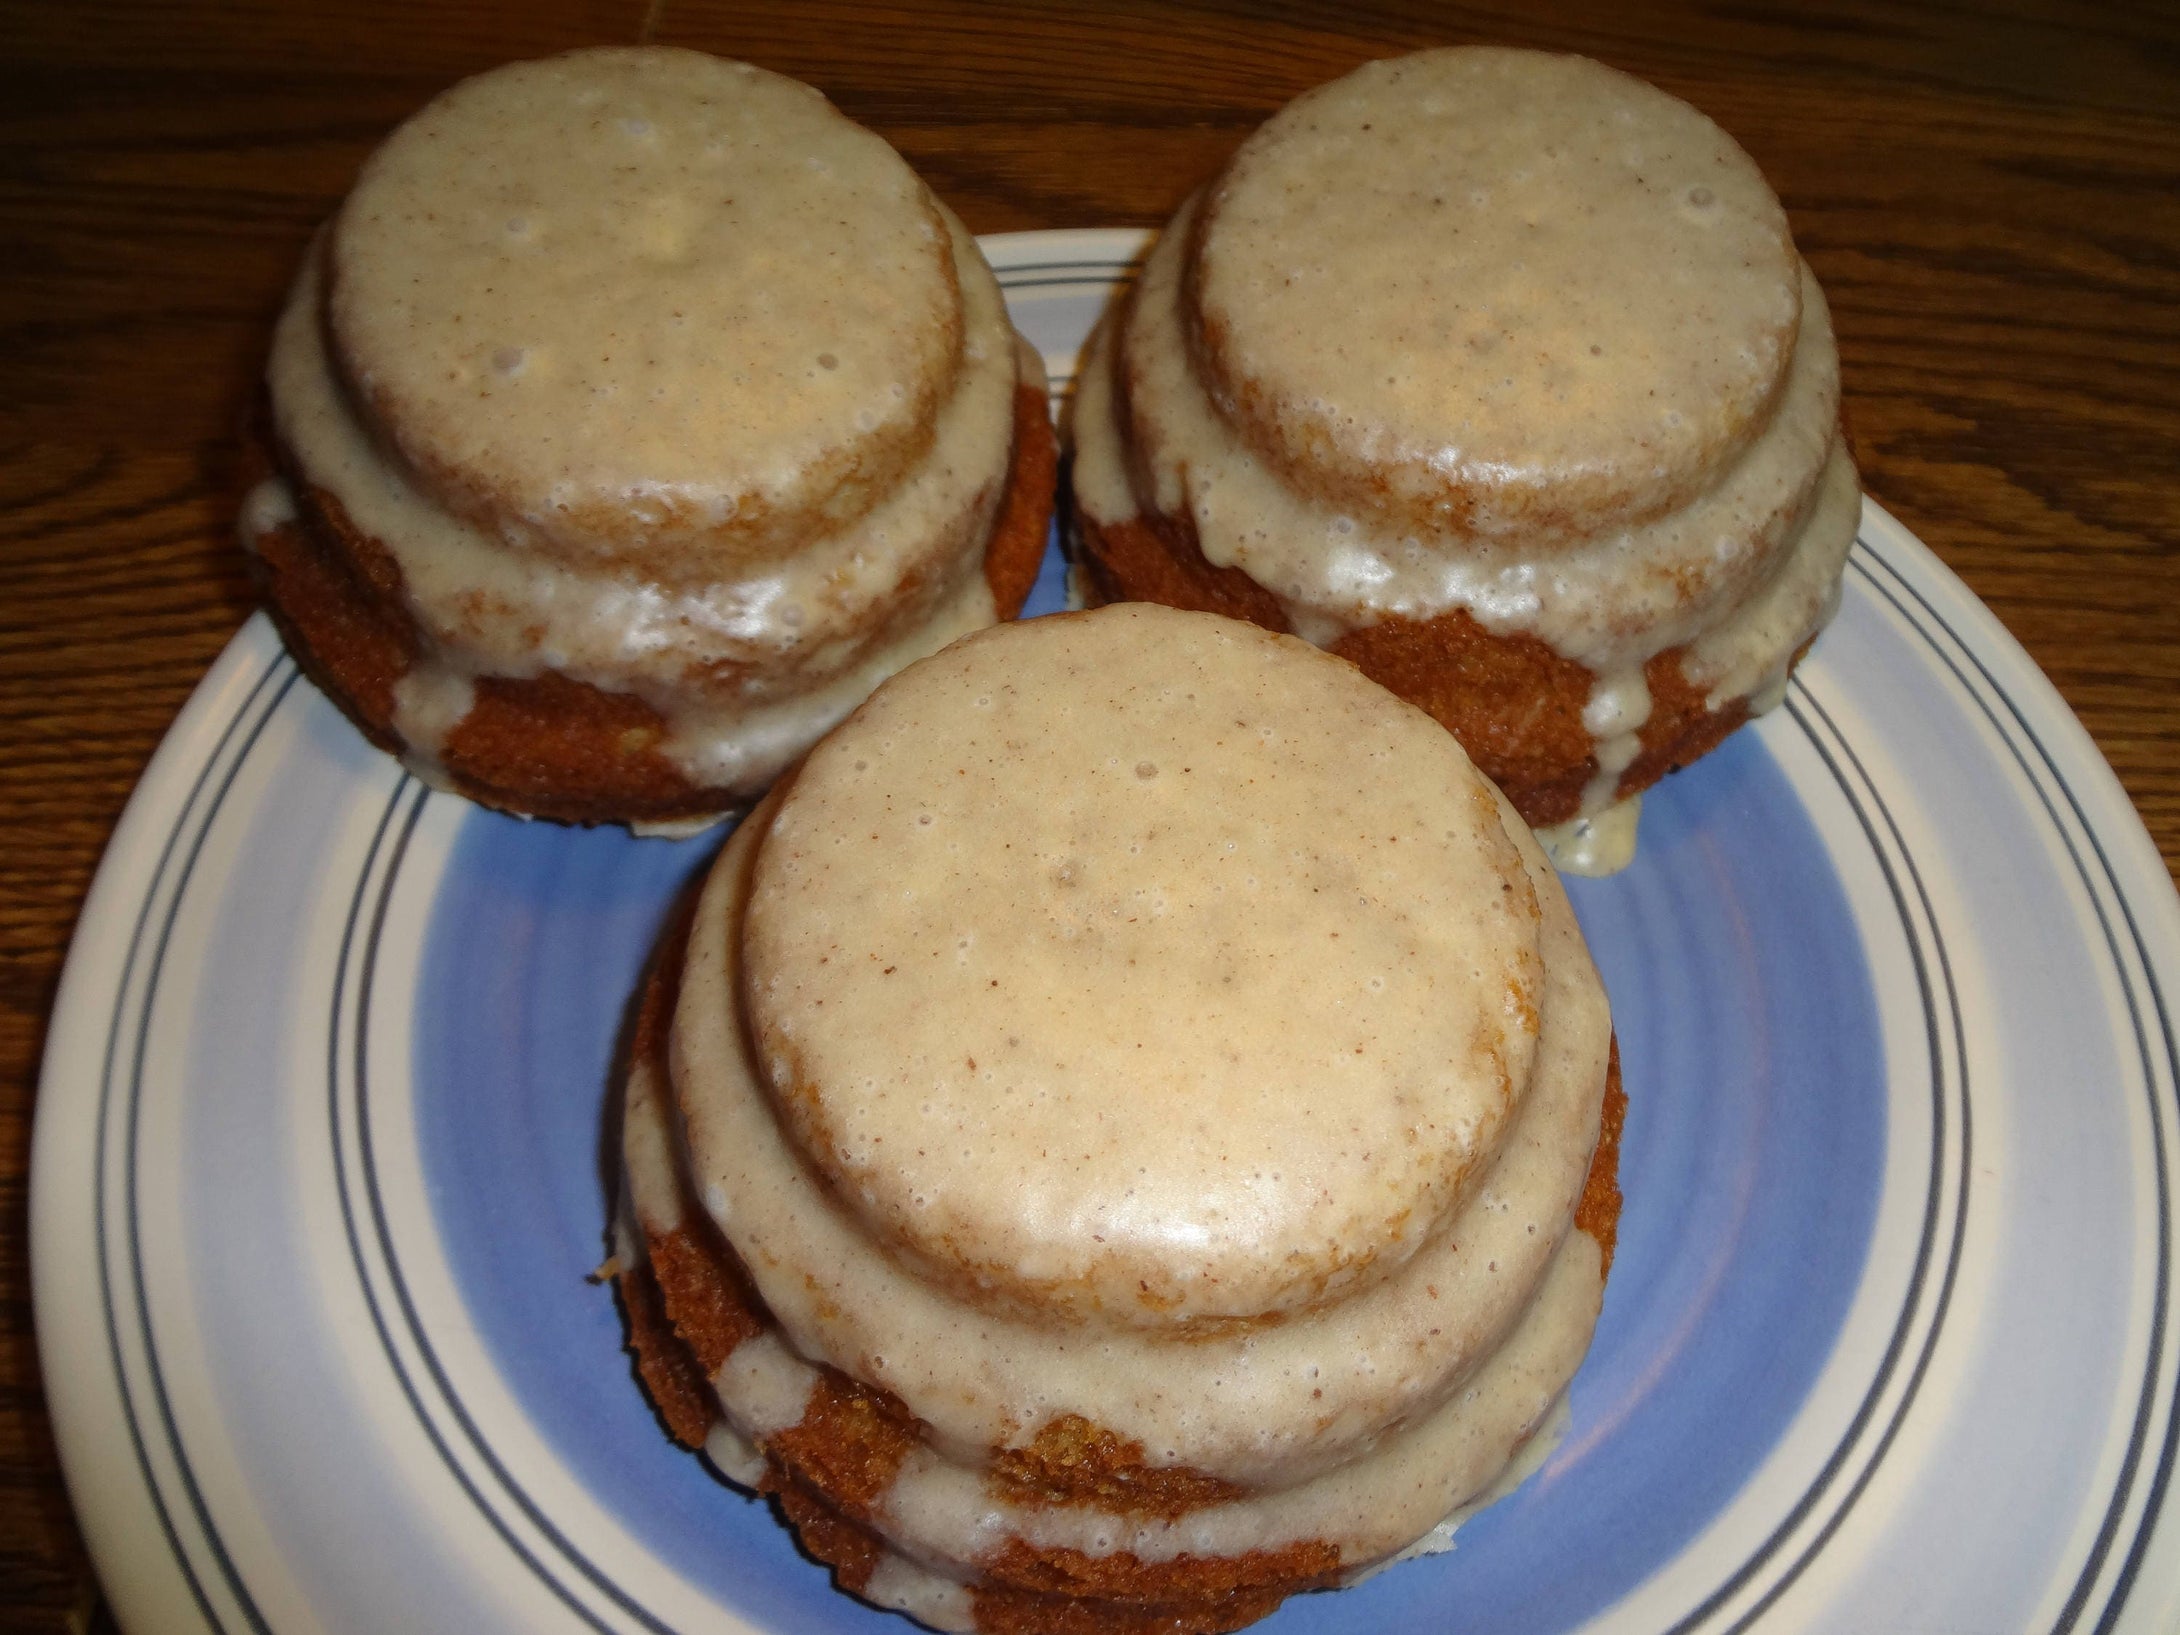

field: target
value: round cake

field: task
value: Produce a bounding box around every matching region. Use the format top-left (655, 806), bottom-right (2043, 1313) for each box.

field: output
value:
top-left (1070, 47), bottom-right (1859, 869)
top-left (243, 48), bottom-right (1055, 826)
top-left (614, 603), bottom-right (1623, 1632)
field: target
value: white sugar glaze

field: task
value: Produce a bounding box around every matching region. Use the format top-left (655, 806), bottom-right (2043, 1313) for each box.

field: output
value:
top-left (1536, 796), bottom-right (1645, 879)
top-left (861, 1554), bottom-right (976, 1633)
top-left (861, 1233), bottom-right (1597, 1570)
top-left (621, 1010), bottom-right (692, 1238)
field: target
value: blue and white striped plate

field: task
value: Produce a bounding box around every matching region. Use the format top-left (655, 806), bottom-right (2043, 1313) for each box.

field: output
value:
top-left (33, 231), bottom-right (2180, 1635)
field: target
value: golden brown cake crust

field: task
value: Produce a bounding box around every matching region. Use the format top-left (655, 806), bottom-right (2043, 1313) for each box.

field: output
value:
top-left (250, 380), bottom-right (1056, 826)
top-left (983, 380), bottom-right (1061, 619)
top-left (615, 1235), bottom-right (716, 1450)
top-left (615, 1213), bottom-right (1349, 1628)
top-left (1072, 502), bottom-right (1770, 828)
top-left (617, 1240), bottom-right (1341, 1633)
top-left (1577, 1041), bottom-right (1628, 1278)
top-left (776, 1471), bottom-right (1334, 1635)
top-left (989, 1416), bottom-right (1247, 1520)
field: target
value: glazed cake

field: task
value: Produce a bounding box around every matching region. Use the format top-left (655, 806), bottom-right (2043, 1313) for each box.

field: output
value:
top-left (1071, 47), bottom-right (1859, 870)
top-left (244, 48), bottom-right (1055, 826)
top-left (614, 603), bottom-right (1624, 1632)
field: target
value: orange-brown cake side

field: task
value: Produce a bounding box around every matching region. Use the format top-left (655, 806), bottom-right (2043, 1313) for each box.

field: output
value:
top-left (1074, 504), bottom-right (1760, 829)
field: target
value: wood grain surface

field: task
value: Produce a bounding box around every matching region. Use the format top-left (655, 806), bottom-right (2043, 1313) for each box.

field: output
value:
top-left (3, 1), bottom-right (2176, 1627)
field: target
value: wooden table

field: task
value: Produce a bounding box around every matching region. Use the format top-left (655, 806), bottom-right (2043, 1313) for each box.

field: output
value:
top-left (4, 1), bottom-right (2176, 1626)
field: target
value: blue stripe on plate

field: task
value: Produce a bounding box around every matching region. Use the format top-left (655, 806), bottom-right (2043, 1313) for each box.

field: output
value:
top-left (333, 780), bottom-right (673, 1634)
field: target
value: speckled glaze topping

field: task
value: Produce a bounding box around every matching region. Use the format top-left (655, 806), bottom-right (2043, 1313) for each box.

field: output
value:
top-left (327, 47), bottom-right (962, 568)
top-left (673, 772), bottom-right (1609, 1482)
top-left (738, 604), bottom-right (1546, 1329)
top-left (1192, 48), bottom-right (1801, 539)
top-left (1100, 198), bottom-right (1840, 677)
top-left (667, 612), bottom-right (1615, 1485)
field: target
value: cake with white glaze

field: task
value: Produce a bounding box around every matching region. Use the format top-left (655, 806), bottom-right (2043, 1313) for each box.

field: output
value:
top-left (614, 603), bottom-right (1623, 1632)
top-left (1070, 47), bottom-right (1858, 873)
top-left (244, 47), bottom-right (1054, 826)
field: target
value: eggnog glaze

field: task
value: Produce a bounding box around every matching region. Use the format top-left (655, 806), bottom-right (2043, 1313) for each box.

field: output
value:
top-left (669, 608), bottom-right (1614, 1484)
top-left (1070, 46), bottom-right (1861, 868)
top-left (327, 48), bottom-right (962, 566)
top-left (257, 52), bottom-right (1027, 798)
top-left (622, 1066), bottom-right (1600, 1581)
top-left (1191, 47), bottom-right (1801, 539)
top-left (741, 606), bottom-right (1544, 1330)
top-left (1085, 199), bottom-right (1843, 678)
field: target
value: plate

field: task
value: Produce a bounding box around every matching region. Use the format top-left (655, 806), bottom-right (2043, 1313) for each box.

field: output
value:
top-left (32, 230), bottom-right (2180, 1635)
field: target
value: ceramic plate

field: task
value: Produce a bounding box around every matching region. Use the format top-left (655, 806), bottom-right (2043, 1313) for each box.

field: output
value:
top-left (33, 231), bottom-right (2180, 1635)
